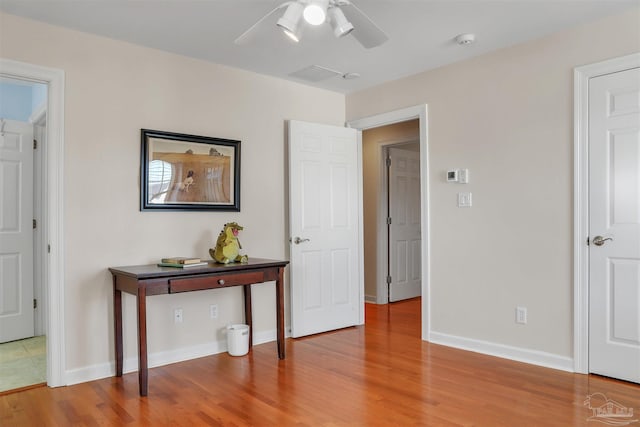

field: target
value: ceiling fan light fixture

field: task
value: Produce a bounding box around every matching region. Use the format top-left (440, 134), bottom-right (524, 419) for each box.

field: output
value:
top-left (328, 7), bottom-right (354, 38)
top-left (277, 2), bottom-right (305, 41)
top-left (303, 0), bottom-right (329, 25)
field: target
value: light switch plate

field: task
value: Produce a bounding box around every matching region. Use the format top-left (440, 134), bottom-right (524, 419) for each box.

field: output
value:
top-left (458, 169), bottom-right (469, 184)
top-left (457, 192), bottom-right (472, 207)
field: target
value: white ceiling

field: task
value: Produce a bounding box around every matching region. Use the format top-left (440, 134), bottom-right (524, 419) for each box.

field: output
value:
top-left (1, 0), bottom-right (636, 94)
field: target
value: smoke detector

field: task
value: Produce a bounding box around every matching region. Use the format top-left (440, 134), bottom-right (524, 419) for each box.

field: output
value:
top-left (455, 33), bottom-right (476, 45)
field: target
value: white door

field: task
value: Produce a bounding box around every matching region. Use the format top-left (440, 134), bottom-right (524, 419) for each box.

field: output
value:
top-left (0, 119), bottom-right (35, 343)
top-left (288, 120), bottom-right (361, 338)
top-left (388, 147), bottom-right (421, 302)
top-left (589, 67), bottom-right (640, 384)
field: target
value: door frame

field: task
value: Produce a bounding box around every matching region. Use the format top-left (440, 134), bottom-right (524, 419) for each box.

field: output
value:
top-left (347, 104), bottom-right (430, 341)
top-left (0, 58), bottom-right (66, 387)
top-left (573, 52), bottom-right (640, 374)
top-left (30, 104), bottom-right (46, 336)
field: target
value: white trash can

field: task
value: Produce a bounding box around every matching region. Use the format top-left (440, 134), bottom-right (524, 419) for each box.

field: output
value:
top-left (226, 324), bottom-right (250, 356)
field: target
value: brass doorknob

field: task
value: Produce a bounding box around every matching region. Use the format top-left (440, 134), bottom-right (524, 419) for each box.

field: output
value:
top-left (592, 236), bottom-right (613, 246)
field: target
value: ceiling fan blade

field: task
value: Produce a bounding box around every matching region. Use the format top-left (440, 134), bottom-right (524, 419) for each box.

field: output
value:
top-left (339, 1), bottom-right (388, 49)
top-left (234, 3), bottom-right (289, 45)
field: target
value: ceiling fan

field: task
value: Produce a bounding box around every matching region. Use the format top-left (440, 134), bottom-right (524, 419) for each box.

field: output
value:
top-left (234, 0), bottom-right (389, 49)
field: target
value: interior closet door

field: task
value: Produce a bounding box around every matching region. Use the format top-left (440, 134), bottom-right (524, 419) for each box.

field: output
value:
top-left (0, 119), bottom-right (35, 343)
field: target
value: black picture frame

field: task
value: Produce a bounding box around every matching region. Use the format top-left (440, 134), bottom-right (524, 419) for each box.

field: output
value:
top-left (140, 129), bottom-right (240, 211)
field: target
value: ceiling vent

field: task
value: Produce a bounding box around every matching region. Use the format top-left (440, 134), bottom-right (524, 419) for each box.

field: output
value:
top-left (289, 65), bottom-right (343, 82)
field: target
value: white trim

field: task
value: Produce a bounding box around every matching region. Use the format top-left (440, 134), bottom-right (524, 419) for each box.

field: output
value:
top-left (348, 106), bottom-right (425, 130)
top-left (364, 295), bottom-right (377, 303)
top-left (347, 104), bottom-right (431, 341)
top-left (0, 58), bottom-right (66, 387)
top-left (65, 328), bottom-right (281, 386)
top-left (356, 131), bottom-right (365, 325)
top-left (430, 332), bottom-right (574, 373)
top-left (32, 122), bottom-right (46, 336)
top-left (29, 102), bottom-right (46, 125)
top-left (376, 142), bottom-right (388, 304)
top-left (573, 53), bottom-right (640, 375)
top-left (32, 102), bottom-right (47, 337)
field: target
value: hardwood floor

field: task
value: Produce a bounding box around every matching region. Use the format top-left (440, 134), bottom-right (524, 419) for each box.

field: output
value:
top-left (2, 298), bottom-right (639, 426)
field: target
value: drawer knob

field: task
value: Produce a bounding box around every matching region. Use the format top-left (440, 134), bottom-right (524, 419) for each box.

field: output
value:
top-left (218, 279), bottom-right (225, 285)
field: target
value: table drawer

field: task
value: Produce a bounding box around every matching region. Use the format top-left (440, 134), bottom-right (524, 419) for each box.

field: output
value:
top-left (169, 271), bottom-right (265, 293)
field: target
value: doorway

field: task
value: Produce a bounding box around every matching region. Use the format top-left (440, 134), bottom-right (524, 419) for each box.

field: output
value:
top-left (361, 120), bottom-right (421, 304)
top-left (0, 77), bottom-right (47, 392)
top-left (0, 58), bottom-right (66, 388)
top-left (348, 104), bottom-right (430, 341)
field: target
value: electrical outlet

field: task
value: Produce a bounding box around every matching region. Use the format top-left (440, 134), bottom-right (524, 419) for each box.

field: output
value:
top-left (174, 308), bottom-right (183, 324)
top-left (210, 304), bottom-right (218, 319)
top-left (516, 306), bottom-right (527, 324)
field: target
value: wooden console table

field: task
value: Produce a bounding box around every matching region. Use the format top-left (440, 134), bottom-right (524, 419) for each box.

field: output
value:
top-left (109, 258), bottom-right (288, 396)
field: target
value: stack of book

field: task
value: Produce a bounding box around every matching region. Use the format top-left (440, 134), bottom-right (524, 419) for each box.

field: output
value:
top-left (157, 257), bottom-right (208, 268)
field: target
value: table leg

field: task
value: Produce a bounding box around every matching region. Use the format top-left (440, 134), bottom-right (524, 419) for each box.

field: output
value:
top-left (276, 266), bottom-right (285, 359)
top-left (113, 277), bottom-right (123, 377)
top-left (137, 286), bottom-right (148, 396)
top-left (243, 284), bottom-right (253, 349)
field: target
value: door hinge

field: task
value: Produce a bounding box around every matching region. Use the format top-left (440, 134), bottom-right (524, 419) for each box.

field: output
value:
top-left (47, 244), bottom-right (51, 253)
top-left (386, 217), bottom-right (392, 225)
top-left (34, 299), bottom-right (37, 309)
top-left (33, 219), bottom-right (37, 229)
top-left (386, 157), bottom-right (391, 167)
top-left (33, 139), bottom-right (37, 150)
top-left (386, 276), bottom-right (392, 285)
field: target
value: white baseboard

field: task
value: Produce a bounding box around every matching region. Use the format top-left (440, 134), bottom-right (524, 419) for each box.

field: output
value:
top-left (428, 331), bottom-right (574, 373)
top-left (65, 328), bottom-right (575, 386)
top-left (65, 328), bottom-right (281, 386)
top-left (365, 294), bottom-right (377, 303)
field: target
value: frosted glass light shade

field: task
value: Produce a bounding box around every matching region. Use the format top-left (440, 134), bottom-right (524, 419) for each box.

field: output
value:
top-left (303, 0), bottom-right (329, 25)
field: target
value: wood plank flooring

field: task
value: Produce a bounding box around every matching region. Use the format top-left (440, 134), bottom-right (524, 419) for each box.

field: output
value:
top-left (2, 298), bottom-right (639, 426)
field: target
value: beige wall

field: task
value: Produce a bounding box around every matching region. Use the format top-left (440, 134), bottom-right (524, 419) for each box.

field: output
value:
top-left (0, 13), bottom-right (345, 376)
top-left (362, 121), bottom-right (419, 301)
top-left (348, 8), bottom-right (640, 357)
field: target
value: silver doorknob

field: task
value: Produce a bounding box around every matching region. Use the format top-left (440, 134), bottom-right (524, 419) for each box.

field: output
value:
top-left (293, 237), bottom-right (310, 244)
top-left (592, 236), bottom-right (613, 246)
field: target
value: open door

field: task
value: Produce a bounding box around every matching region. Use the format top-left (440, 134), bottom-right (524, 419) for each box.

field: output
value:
top-left (588, 67), bottom-right (640, 383)
top-left (0, 119), bottom-right (35, 343)
top-left (388, 146), bottom-right (421, 302)
top-left (288, 120), bottom-right (361, 338)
